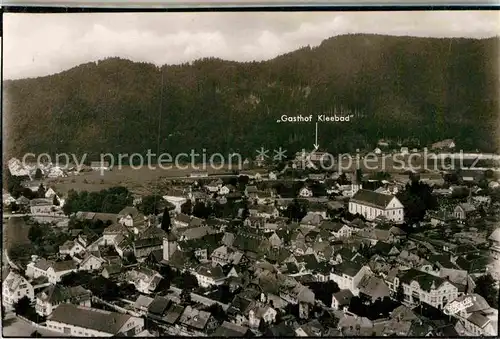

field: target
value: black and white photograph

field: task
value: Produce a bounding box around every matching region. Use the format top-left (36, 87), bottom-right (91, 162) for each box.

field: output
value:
top-left (2, 6), bottom-right (500, 338)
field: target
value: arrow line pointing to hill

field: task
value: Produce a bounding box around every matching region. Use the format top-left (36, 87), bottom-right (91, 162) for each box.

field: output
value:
top-left (313, 122), bottom-right (319, 150)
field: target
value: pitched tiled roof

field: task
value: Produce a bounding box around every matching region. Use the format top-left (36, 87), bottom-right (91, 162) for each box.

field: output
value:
top-left (166, 250), bottom-right (191, 270)
top-left (399, 268), bottom-right (446, 292)
top-left (104, 222), bottom-right (129, 235)
top-left (179, 306), bottom-right (211, 330)
top-left (336, 248), bottom-right (357, 261)
top-left (38, 284), bottom-right (91, 304)
top-left (134, 295), bottom-right (154, 310)
top-left (196, 264), bottom-right (226, 280)
top-left (48, 304), bottom-right (132, 335)
top-left (175, 213), bottom-right (192, 224)
top-left (189, 217), bottom-right (205, 227)
top-left (118, 206), bottom-right (140, 218)
top-left (332, 261), bottom-right (363, 277)
top-left (102, 264), bottom-right (122, 276)
top-left (33, 258), bottom-right (53, 271)
top-left (246, 186), bottom-right (258, 193)
top-left (455, 254), bottom-right (489, 274)
top-left (76, 212), bottom-right (118, 223)
top-left (179, 233), bottom-right (222, 254)
top-left (358, 275), bottom-right (391, 301)
top-left (213, 321), bottom-right (250, 337)
top-left (351, 189), bottom-right (396, 209)
top-left (458, 203), bottom-right (476, 213)
top-left (4, 271), bottom-right (27, 292)
top-left (229, 295), bottom-right (255, 314)
top-left (295, 254), bottom-right (319, 270)
top-left (134, 237), bottom-right (163, 249)
top-left (489, 228), bottom-right (500, 242)
top-left (333, 289), bottom-right (354, 305)
top-left (179, 226), bottom-right (216, 240)
top-left (222, 232), bottom-right (235, 247)
top-left (265, 323), bottom-right (296, 337)
top-left (148, 296), bottom-right (171, 316)
top-left (233, 232), bottom-right (267, 253)
top-left (163, 303), bottom-right (185, 325)
top-left (320, 221), bottom-right (345, 232)
top-left (373, 242), bottom-right (396, 256)
top-left (300, 213), bottom-right (324, 225)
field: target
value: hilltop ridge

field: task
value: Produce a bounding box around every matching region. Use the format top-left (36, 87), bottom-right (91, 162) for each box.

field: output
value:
top-left (4, 33), bottom-right (499, 158)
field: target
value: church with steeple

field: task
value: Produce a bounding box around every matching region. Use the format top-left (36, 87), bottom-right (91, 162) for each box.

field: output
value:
top-left (351, 168), bottom-right (363, 197)
top-left (163, 232), bottom-right (177, 262)
top-left (160, 208), bottom-right (178, 262)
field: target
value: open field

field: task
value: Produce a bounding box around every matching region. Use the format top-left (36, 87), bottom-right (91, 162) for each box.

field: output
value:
top-left (45, 164), bottom-right (240, 196)
top-left (41, 154), bottom-right (500, 197)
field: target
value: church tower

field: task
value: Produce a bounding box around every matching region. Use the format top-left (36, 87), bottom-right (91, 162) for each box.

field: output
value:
top-left (351, 168), bottom-right (363, 196)
top-left (163, 232), bottom-right (178, 262)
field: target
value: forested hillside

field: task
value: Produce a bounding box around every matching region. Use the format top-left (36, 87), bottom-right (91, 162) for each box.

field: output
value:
top-left (4, 34), bottom-right (499, 159)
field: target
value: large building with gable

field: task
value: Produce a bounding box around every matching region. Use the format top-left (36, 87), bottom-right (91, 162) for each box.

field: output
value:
top-left (348, 189), bottom-right (404, 223)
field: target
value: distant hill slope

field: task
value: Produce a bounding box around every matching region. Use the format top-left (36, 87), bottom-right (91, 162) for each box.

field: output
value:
top-left (4, 34), bottom-right (499, 159)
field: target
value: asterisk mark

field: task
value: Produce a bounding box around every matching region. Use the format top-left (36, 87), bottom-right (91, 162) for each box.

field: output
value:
top-left (255, 147), bottom-right (269, 159)
top-left (273, 147), bottom-right (287, 161)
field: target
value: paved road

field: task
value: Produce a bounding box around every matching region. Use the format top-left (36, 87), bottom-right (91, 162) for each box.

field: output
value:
top-left (2, 315), bottom-right (71, 337)
top-left (2, 213), bottom-right (29, 219)
top-left (2, 213), bottom-right (67, 219)
top-left (2, 315), bottom-right (37, 337)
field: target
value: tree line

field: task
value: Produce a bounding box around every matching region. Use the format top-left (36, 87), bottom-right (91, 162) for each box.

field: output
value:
top-left (5, 34), bottom-right (499, 160)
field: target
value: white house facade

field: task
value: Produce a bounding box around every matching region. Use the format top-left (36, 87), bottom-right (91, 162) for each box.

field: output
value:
top-left (2, 271), bottom-right (34, 308)
top-left (349, 189), bottom-right (404, 223)
top-left (451, 294), bottom-right (498, 337)
top-left (194, 265), bottom-right (226, 288)
top-left (78, 254), bottom-right (106, 272)
top-left (26, 257), bottom-right (77, 284)
top-left (390, 268), bottom-right (459, 310)
top-left (329, 264), bottom-right (372, 296)
top-left (46, 304), bottom-right (144, 337)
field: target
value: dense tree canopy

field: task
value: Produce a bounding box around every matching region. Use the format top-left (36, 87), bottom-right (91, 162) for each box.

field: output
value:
top-left (87, 276), bottom-right (120, 301)
top-left (348, 295), bottom-right (400, 320)
top-left (285, 198), bottom-right (308, 221)
top-left (27, 223), bottom-right (71, 257)
top-left (397, 179), bottom-right (438, 224)
top-left (5, 35), bottom-right (499, 160)
top-left (62, 186), bottom-right (132, 215)
top-left (60, 271), bottom-right (94, 287)
top-left (474, 274), bottom-right (499, 309)
top-left (138, 195), bottom-right (165, 216)
top-left (181, 200), bottom-right (193, 215)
